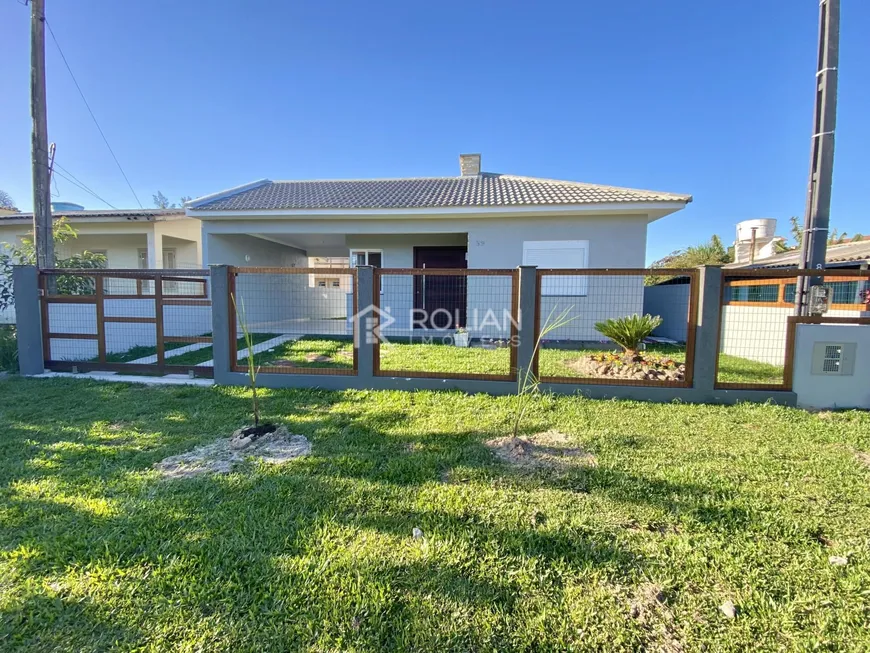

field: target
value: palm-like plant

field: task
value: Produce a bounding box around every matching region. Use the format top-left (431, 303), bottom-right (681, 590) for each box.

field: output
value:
top-left (594, 314), bottom-right (663, 359)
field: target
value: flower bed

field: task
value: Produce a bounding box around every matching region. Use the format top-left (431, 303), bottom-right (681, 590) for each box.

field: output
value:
top-left (567, 351), bottom-right (686, 382)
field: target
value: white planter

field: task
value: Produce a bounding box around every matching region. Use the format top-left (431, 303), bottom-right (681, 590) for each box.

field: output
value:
top-left (454, 332), bottom-right (470, 348)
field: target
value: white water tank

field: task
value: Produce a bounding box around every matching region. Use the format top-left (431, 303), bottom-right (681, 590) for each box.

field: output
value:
top-left (736, 218), bottom-right (777, 242)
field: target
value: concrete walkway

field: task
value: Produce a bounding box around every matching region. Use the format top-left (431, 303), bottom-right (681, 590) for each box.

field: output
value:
top-left (127, 341), bottom-right (212, 365)
top-left (34, 371), bottom-right (214, 387)
top-left (198, 334), bottom-right (296, 368)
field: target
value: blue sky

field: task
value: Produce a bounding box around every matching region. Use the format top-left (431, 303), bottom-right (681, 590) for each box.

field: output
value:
top-left (0, 0), bottom-right (867, 262)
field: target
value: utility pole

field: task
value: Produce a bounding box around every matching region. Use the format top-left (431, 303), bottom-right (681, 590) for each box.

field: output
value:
top-left (795, 0), bottom-right (840, 315)
top-left (30, 0), bottom-right (54, 270)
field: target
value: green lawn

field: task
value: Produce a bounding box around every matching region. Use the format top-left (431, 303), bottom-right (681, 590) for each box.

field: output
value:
top-left (717, 354), bottom-right (784, 385)
top-left (245, 336), bottom-right (788, 387)
top-left (1, 378), bottom-right (868, 650)
top-left (101, 333), bottom-right (279, 366)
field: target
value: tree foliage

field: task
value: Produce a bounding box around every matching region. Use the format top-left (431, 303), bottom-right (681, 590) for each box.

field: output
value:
top-left (153, 191), bottom-right (191, 209)
top-left (777, 216), bottom-right (848, 252)
top-left (647, 235), bottom-right (732, 284)
top-left (0, 218), bottom-right (107, 311)
top-left (0, 190), bottom-right (17, 211)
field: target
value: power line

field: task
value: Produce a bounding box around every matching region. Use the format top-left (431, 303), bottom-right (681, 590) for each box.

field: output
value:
top-left (43, 17), bottom-right (143, 208)
top-left (52, 161), bottom-right (118, 208)
top-left (44, 161), bottom-right (118, 209)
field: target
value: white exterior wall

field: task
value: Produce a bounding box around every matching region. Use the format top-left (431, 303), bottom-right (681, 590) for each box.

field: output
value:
top-left (720, 305), bottom-right (865, 365)
top-left (45, 300), bottom-right (212, 361)
top-left (207, 234), bottom-right (347, 333)
top-left (793, 324), bottom-right (870, 409)
top-left (202, 214), bottom-right (649, 340)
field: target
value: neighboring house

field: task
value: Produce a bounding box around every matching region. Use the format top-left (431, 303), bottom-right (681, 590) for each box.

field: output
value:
top-left (0, 207), bottom-right (204, 323)
top-left (645, 220), bottom-right (869, 365)
top-left (186, 153), bottom-right (692, 338)
top-left (0, 207), bottom-right (203, 269)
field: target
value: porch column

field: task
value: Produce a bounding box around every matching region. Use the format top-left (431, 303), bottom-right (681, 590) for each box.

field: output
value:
top-left (146, 229), bottom-right (164, 268)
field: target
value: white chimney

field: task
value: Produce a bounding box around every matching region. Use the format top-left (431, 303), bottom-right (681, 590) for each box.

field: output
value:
top-left (459, 153), bottom-right (481, 176)
top-left (734, 218), bottom-right (778, 264)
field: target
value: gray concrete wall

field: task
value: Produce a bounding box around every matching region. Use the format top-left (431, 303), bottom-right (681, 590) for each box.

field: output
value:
top-left (643, 283), bottom-right (692, 342)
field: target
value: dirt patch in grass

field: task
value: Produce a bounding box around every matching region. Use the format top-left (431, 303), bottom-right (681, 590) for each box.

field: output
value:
top-left (485, 430), bottom-right (596, 470)
top-left (154, 426), bottom-right (311, 479)
top-left (629, 583), bottom-right (685, 653)
top-left (855, 450), bottom-right (870, 469)
top-left (567, 353), bottom-right (685, 382)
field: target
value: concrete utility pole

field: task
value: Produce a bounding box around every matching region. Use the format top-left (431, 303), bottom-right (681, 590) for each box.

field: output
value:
top-left (796, 0), bottom-right (840, 315)
top-left (30, 0), bottom-right (54, 270)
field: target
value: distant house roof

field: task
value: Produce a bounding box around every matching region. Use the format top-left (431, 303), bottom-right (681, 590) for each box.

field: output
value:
top-left (187, 174), bottom-right (692, 212)
top-left (724, 237), bottom-right (870, 269)
top-left (0, 208), bottom-right (186, 223)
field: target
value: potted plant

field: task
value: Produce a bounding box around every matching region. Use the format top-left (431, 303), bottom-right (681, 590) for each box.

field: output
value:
top-left (453, 326), bottom-right (470, 348)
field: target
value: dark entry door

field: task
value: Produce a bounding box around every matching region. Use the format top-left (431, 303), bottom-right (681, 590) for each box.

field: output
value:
top-left (413, 246), bottom-right (467, 329)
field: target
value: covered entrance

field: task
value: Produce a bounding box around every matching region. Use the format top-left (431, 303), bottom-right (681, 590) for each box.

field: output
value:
top-left (413, 246), bottom-right (467, 329)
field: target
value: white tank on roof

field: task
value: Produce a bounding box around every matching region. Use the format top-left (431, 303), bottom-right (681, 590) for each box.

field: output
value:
top-left (736, 218), bottom-right (777, 242)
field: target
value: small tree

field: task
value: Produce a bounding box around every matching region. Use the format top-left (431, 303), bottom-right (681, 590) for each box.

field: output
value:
top-left (231, 293), bottom-right (261, 426)
top-left (594, 314), bottom-right (663, 359)
top-left (511, 306), bottom-right (577, 438)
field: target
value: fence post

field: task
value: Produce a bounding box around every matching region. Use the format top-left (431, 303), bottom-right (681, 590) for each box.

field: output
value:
top-left (13, 265), bottom-right (45, 375)
top-left (355, 265), bottom-right (375, 381)
top-left (209, 264), bottom-right (233, 384)
top-left (692, 265), bottom-right (723, 396)
top-left (515, 265), bottom-right (538, 382)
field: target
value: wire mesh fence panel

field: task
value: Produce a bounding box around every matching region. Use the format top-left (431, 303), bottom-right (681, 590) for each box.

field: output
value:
top-left (40, 269), bottom-right (213, 376)
top-left (228, 267), bottom-right (357, 375)
top-left (372, 269), bottom-right (518, 380)
top-left (716, 269), bottom-right (870, 389)
top-left (534, 269), bottom-right (698, 387)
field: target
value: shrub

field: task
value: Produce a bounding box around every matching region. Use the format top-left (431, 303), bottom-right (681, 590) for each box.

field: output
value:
top-left (594, 314), bottom-right (663, 358)
top-left (0, 325), bottom-right (17, 373)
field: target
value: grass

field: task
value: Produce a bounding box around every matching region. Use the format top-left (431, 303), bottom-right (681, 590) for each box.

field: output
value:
top-left (716, 354), bottom-right (784, 385)
top-left (0, 325), bottom-right (17, 373)
top-left (253, 336), bottom-right (354, 369)
top-left (100, 333), bottom-right (279, 366)
top-left (0, 378), bottom-right (868, 650)
top-left (94, 334), bottom-right (788, 386)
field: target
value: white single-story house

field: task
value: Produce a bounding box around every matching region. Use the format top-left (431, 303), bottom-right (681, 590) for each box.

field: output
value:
top-left (0, 207), bottom-right (204, 323)
top-left (186, 154), bottom-right (692, 339)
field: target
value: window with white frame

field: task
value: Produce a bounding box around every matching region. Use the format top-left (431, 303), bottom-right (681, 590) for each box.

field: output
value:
top-left (522, 240), bottom-right (589, 296)
top-left (350, 250), bottom-right (382, 268)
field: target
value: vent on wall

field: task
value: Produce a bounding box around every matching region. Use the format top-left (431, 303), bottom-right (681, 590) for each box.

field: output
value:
top-left (811, 342), bottom-right (857, 376)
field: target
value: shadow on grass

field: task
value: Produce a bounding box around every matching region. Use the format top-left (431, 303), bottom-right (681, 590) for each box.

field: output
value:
top-left (0, 378), bottom-right (754, 648)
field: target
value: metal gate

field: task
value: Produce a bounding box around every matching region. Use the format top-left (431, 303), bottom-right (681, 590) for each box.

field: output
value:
top-left (39, 269), bottom-right (214, 377)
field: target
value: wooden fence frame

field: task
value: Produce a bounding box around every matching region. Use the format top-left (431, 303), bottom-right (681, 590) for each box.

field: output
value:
top-left (531, 268), bottom-right (700, 387)
top-left (371, 267), bottom-right (520, 381)
top-left (39, 269), bottom-right (213, 377)
top-left (715, 268), bottom-right (870, 391)
top-left (227, 266), bottom-right (359, 376)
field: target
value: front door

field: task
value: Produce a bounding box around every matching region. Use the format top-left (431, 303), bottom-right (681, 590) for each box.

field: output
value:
top-left (413, 246), bottom-right (467, 329)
